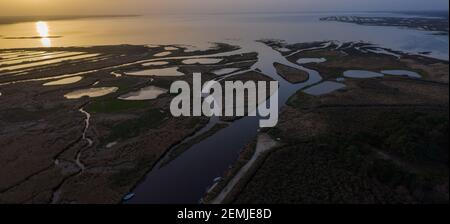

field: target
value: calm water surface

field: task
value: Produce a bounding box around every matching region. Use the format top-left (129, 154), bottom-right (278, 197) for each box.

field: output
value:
top-left (0, 12), bottom-right (448, 60)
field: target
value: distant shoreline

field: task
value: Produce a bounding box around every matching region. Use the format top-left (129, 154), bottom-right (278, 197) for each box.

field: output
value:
top-left (0, 15), bottom-right (140, 25)
top-left (320, 15), bottom-right (449, 35)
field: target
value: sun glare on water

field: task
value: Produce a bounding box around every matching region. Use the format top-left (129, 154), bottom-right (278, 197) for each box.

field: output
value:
top-left (36, 21), bottom-right (49, 37)
top-left (36, 21), bottom-right (51, 47)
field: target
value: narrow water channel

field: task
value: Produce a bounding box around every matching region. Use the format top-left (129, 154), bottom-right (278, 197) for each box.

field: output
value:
top-left (127, 41), bottom-right (325, 204)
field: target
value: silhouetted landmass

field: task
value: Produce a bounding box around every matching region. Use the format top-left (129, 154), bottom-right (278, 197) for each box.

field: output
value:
top-left (320, 16), bottom-right (449, 35)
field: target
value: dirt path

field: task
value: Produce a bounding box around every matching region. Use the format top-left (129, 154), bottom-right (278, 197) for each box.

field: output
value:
top-left (209, 133), bottom-right (278, 204)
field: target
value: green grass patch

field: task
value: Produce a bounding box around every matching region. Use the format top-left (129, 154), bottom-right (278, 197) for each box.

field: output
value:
top-left (109, 157), bottom-right (155, 188)
top-left (102, 109), bottom-right (167, 144)
top-left (234, 109), bottom-right (449, 203)
top-left (87, 98), bottom-right (150, 113)
top-left (286, 91), bottom-right (316, 109)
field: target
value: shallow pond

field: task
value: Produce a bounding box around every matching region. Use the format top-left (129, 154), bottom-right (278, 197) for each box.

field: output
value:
top-left (297, 58), bottom-right (327, 64)
top-left (164, 47), bottom-right (179, 51)
top-left (212, 68), bottom-right (240, 75)
top-left (142, 61), bottom-right (169, 66)
top-left (343, 70), bottom-right (384, 78)
top-left (182, 58), bottom-right (223, 65)
top-left (43, 76), bottom-right (82, 86)
top-left (125, 67), bottom-right (184, 77)
top-left (367, 48), bottom-right (401, 59)
top-left (381, 70), bottom-right (421, 78)
top-left (154, 51), bottom-right (172, 57)
top-left (64, 87), bottom-right (118, 99)
top-left (118, 86), bottom-right (168, 100)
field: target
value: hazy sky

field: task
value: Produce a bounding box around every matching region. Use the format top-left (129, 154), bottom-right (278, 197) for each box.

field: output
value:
top-left (1, 0), bottom-right (449, 16)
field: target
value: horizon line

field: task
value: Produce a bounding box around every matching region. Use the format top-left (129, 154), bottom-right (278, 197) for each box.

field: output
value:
top-left (1, 9), bottom-right (449, 17)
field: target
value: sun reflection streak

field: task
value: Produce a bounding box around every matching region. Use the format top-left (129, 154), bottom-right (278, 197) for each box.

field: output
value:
top-left (36, 21), bottom-right (51, 47)
top-left (40, 38), bottom-right (51, 47)
top-left (36, 21), bottom-right (49, 37)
